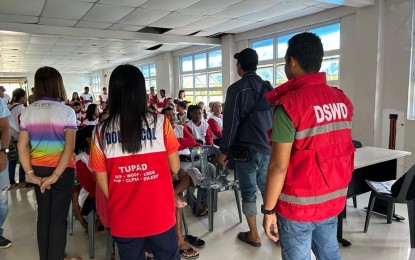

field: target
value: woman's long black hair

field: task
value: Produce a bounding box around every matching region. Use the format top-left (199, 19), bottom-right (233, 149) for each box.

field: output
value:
top-left (85, 103), bottom-right (97, 121)
top-left (100, 64), bottom-right (156, 153)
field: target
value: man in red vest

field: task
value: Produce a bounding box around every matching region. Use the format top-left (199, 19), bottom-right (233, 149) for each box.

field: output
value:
top-left (262, 32), bottom-right (354, 259)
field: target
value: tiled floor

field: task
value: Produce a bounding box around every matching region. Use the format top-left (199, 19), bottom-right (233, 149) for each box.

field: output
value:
top-left (1, 186), bottom-right (414, 260)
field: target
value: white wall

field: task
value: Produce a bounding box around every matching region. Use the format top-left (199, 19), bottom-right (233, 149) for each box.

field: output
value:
top-left (382, 0), bottom-right (415, 169)
top-left (62, 74), bottom-right (91, 97)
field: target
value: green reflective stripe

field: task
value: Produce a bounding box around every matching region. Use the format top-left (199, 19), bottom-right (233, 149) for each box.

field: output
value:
top-left (279, 188), bottom-right (348, 205)
top-left (295, 121), bottom-right (352, 139)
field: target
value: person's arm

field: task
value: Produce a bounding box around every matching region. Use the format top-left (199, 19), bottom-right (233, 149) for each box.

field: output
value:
top-left (0, 117), bottom-right (9, 171)
top-left (95, 171), bottom-right (109, 198)
top-left (207, 118), bottom-right (222, 138)
top-left (262, 141), bottom-right (293, 242)
top-left (17, 131), bottom-right (42, 186)
top-left (40, 129), bottom-right (76, 191)
top-left (179, 126), bottom-right (197, 149)
top-left (89, 128), bottom-right (109, 198)
top-left (262, 105), bottom-right (296, 242)
top-left (205, 126), bottom-right (213, 145)
top-left (168, 152), bottom-right (180, 176)
top-left (219, 86), bottom-right (240, 165)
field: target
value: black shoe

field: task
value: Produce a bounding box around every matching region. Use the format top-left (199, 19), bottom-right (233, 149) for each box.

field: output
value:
top-left (0, 236), bottom-right (12, 248)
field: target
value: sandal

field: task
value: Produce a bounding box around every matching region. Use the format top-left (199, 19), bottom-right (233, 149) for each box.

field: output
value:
top-left (184, 235), bottom-right (205, 248)
top-left (237, 232), bottom-right (261, 247)
top-left (179, 247), bottom-right (199, 259)
top-left (197, 206), bottom-right (208, 217)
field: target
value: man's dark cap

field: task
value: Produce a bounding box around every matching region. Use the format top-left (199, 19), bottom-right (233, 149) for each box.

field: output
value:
top-left (234, 48), bottom-right (258, 70)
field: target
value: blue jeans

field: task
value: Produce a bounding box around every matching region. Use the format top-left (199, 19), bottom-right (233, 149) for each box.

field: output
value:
top-left (8, 159), bottom-right (25, 184)
top-left (0, 161), bottom-right (10, 237)
top-left (277, 214), bottom-right (341, 260)
top-left (235, 152), bottom-right (269, 217)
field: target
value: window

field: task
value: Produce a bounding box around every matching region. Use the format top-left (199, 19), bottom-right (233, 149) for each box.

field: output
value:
top-left (179, 49), bottom-right (223, 104)
top-left (137, 63), bottom-right (157, 91)
top-left (251, 23), bottom-right (341, 86)
top-left (91, 74), bottom-right (101, 101)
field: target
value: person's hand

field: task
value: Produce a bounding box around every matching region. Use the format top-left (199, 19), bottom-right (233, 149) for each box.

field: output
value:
top-left (27, 172), bottom-right (42, 186)
top-left (40, 174), bottom-right (59, 193)
top-left (171, 172), bottom-right (179, 181)
top-left (218, 153), bottom-right (228, 166)
top-left (0, 152), bottom-right (7, 171)
top-left (263, 213), bottom-right (279, 243)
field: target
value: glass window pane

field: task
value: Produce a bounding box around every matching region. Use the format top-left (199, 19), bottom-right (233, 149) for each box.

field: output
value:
top-left (182, 75), bottom-right (194, 89)
top-left (252, 38), bottom-right (273, 61)
top-left (257, 65), bottom-right (274, 85)
top-left (149, 64), bottom-right (156, 76)
top-left (182, 56), bottom-right (193, 72)
top-left (277, 32), bottom-right (297, 58)
top-left (195, 96), bottom-right (208, 105)
top-left (320, 57), bottom-right (339, 81)
top-left (208, 91), bottom-right (223, 103)
top-left (208, 50), bottom-right (222, 68)
top-left (150, 79), bottom-right (157, 89)
top-left (310, 23), bottom-right (340, 52)
top-left (195, 73), bottom-right (207, 88)
top-left (142, 65), bottom-right (150, 77)
top-left (276, 64), bottom-right (288, 85)
top-left (209, 72), bottom-right (222, 88)
top-left (194, 53), bottom-right (207, 70)
top-left (185, 93), bottom-right (194, 104)
top-left (145, 79), bottom-right (150, 90)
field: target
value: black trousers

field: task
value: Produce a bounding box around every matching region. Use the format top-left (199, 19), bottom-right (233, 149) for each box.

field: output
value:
top-left (33, 166), bottom-right (74, 260)
top-left (113, 226), bottom-right (179, 260)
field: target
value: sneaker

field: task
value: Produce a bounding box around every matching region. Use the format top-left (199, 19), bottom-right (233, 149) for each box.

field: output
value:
top-left (0, 236), bottom-right (12, 248)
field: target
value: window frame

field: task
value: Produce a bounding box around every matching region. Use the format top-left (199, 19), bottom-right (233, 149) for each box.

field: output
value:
top-left (250, 21), bottom-right (341, 87)
top-left (179, 48), bottom-right (223, 104)
top-left (136, 63), bottom-right (157, 91)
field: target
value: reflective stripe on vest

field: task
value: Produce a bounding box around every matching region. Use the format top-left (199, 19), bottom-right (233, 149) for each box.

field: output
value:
top-left (279, 187), bottom-right (348, 205)
top-left (295, 121), bottom-right (352, 140)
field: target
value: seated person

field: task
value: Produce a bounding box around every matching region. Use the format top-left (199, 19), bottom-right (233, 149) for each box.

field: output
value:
top-left (76, 126), bottom-right (107, 232)
top-left (176, 101), bottom-right (188, 124)
top-left (207, 101), bottom-right (223, 146)
top-left (186, 105), bottom-right (213, 145)
top-left (72, 101), bottom-right (85, 126)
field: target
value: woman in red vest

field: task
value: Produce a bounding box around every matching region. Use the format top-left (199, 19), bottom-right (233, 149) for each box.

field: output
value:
top-left (89, 64), bottom-right (180, 260)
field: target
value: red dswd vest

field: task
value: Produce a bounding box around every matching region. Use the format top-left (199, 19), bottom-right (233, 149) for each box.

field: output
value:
top-left (274, 72), bottom-right (355, 222)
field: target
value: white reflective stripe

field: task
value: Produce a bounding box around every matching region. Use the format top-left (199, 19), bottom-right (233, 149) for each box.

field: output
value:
top-left (279, 188), bottom-right (348, 205)
top-left (295, 121), bottom-right (352, 139)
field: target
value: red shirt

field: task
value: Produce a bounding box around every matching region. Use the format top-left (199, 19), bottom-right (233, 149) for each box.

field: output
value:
top-left (89, 114), bottom-right (179, 237)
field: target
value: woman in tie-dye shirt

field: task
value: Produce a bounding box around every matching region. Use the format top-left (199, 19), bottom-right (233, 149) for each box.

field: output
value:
top-left (17, 67), bottom-right (78, 260)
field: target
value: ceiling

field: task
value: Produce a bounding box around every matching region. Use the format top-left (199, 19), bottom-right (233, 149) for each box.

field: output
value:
top-left (0, 0), bottom-right (374, 74)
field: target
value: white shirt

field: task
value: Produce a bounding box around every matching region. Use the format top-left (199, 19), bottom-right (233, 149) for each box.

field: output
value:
top-left (100, 93), bottom-right (108, 102)
top-left (80, 92), bottom-right (93, 103)
top-left (83, 118), bottom-right (98, 126)
top-left (1, 94), bottom-right (11, 105)
top-left (8, 103), bottom-right (25, 138)
top-left (173, 124), bottom-right (190, 156)
top-left (186, 120), bottom-right (209, 144)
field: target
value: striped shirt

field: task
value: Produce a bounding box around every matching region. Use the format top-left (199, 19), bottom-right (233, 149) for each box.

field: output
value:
top-left (20, 97), bottom-right (77, 168)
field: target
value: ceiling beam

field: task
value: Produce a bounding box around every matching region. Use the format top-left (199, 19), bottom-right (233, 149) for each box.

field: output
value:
top-left (0, 22), bottom-right (221, 46)
top-left (316, 0), bottom-right (375, 8)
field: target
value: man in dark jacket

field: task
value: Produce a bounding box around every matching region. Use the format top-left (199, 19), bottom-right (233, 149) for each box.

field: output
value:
top-left (219, 48), bottom-right (274, 247)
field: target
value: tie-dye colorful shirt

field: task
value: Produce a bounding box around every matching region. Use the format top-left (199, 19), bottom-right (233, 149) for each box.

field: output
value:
top-left (20, 97), bottom-right (77, 168)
